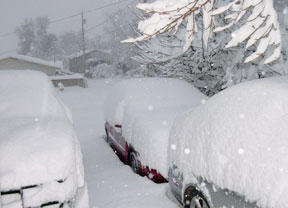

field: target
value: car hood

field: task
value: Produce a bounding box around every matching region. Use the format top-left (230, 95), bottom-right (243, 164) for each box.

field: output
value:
top-left (0, 117), bottom-right (80, 190)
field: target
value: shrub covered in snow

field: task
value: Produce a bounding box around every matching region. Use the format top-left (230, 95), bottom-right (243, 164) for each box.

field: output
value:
top-left (0, 70), bottom-right (89, 208)
top-left (169, 76), bottom-right (288, 208)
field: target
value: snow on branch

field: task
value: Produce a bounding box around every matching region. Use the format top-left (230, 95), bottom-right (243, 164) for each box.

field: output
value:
top-left (122, 0), bottom-right (216, 50)
top-left (213, 0), bottom-right (282, 63)
top-left (123, 0), bottom-right (282, 64)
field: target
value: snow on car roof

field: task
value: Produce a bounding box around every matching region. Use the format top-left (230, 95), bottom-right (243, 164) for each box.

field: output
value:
top-left (169, 76), bottom-right (288, 208)
top-left (0, 70), bottom-right (83, 190)
top-left (0, 70), bottom-right (68, 120)
top-left (104, 77), bottom-right (207, 125)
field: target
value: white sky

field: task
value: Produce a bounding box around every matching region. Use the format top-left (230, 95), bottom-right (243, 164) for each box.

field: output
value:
top-left (0, 0), bottom-right (137, 55)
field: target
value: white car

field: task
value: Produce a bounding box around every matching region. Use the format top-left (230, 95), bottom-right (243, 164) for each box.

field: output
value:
top-left (104, 78), bottom-right (206, 182)
top-left (0, 70), bottom-right (89, 208)
top-left (168, 76), bottom-right (288, 208)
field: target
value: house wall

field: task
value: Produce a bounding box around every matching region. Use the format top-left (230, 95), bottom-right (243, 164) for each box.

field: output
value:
top-left (0, 58), bottom-right (58, 76)
top-left (51, 78), bottom-right (87, 88)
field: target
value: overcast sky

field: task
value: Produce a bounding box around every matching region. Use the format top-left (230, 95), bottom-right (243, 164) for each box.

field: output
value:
top-left (0, 0), bottom-right (136, 55)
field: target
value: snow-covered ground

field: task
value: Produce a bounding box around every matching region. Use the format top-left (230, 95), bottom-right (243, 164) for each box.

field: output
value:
top-left (58, 79), bottom-right (179, 208)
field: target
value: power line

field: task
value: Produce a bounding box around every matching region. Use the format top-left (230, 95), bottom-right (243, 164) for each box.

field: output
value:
top-left (85, 0), bottom-right (132, 14)
top-left (0, 0), bottom-right (135, 38)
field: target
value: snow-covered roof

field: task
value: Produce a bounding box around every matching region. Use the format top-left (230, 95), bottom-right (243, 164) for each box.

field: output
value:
top-left (104, 77), bottom-right (207, 126)
top-left (0, 54), bottom-right (62, 69)
top-left (169, 76), bottom-right (288, 208)
top-left (68, 49), bottom-right (96, 59)
top-left (0, 70), bottom-right (84, 191)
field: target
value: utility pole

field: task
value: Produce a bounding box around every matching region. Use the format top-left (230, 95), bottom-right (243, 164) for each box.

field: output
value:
top-left (81, 11), bottom-right (87, 76)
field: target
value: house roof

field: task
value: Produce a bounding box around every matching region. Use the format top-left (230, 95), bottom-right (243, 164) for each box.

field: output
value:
top-left (0, 54), bottom-right (62, 69)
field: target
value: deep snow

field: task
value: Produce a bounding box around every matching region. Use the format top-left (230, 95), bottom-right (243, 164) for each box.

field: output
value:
top-left (58, 79), bottom-right (179, 208)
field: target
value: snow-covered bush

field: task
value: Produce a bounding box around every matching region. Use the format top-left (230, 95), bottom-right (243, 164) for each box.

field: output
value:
top-left (91, 63), bottom-right (123, 79)
top-left (169, 75), bottom-right (288, 208)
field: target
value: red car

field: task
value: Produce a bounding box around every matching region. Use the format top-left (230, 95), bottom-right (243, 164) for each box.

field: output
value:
top-left (104, 78), bottom-right (206, 183)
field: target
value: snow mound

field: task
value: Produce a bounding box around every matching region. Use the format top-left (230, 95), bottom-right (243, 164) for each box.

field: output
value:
top-left (169, 76), bottom-right (288, 208)
top-left (104, 77), bottom-right (206, 126)
top-left (0, 70), bottom-right (88, 207)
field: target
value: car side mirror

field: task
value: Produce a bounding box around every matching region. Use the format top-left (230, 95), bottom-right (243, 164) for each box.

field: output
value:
top-left (114, 124), bottom-right (122, 134)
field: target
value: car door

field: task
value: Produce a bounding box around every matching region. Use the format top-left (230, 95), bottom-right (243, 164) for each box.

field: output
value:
top-left (110, 124), bottom-right (128, 159)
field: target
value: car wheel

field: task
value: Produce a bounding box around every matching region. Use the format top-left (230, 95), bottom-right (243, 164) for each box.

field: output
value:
top-left (130, 153), bottom-right (140, 174)
top-left (187, 195), bottom-right (209, 208)
top-left (184, 187), bottom-right (209, 208)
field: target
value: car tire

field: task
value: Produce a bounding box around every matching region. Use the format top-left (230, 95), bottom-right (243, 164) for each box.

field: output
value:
top-left (184, 187), bottom-right (209, 208)
top-left (130, 153), bottom-right (140, 174)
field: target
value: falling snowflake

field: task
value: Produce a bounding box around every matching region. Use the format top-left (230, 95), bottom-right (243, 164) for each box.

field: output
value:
top-left (238, 148), bottom-right (245, 155)
top-left (267, 147), bottom-right (271, 152)
top-left (239, 114), bottom-right (245, 119)
top-left (34, 117), bottom-right (39, 122)
top-left (148, 105), bottom-right (154, 111)
top-left (148, 173), bottom-right (154, 179)
top-left (261, 71), bottom-right (266, 76)
top-left (162, 120), bottom-right (168, 126)
top-left (201, 99), bottom-right (206, 104)
top-left (171, 144), bottom-right (177, 150)
top-left (184, 148), bottom-right (191, 155)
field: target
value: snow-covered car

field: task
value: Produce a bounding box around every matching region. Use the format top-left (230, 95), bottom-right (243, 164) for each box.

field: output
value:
top-left (0, 70), bottom-right (89, 208)
top-left (168, 76), bottom-right (288, 208)
top-left (104, 78), bottom-right (206, 183)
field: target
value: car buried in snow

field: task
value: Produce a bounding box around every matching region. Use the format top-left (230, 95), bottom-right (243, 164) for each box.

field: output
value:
top-left (0, 70), bottom-right (89, 208)
top-left (168, 76), bottom-right (288, 208)
top-left (104, 78), bottom-right (206, 183)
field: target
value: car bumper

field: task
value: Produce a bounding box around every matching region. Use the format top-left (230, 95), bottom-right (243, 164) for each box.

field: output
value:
top-left (0, 177), bottom-right (77, 208)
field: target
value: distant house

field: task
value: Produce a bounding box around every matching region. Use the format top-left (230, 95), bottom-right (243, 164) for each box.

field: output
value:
top-left (0, 54), bottom-right (87, 88)
top-left (68, 49), bottom-right (110, 74)
top-left (0, 54), bottom-right (61, 76)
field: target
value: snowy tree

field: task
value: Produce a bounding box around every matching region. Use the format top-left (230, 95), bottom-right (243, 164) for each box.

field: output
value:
top-left (100, 5), bottom-right (140, 74)
top-left (15, 18), bottom-right (35, 55)
top-left (59, 32), bottom-right (83, 56)
top-left (124, 0), bottom-right (282, 64)
top-left (31, 16), bottom-right (58, 60)
top-left (15, 16), bottom-right (58, 61)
